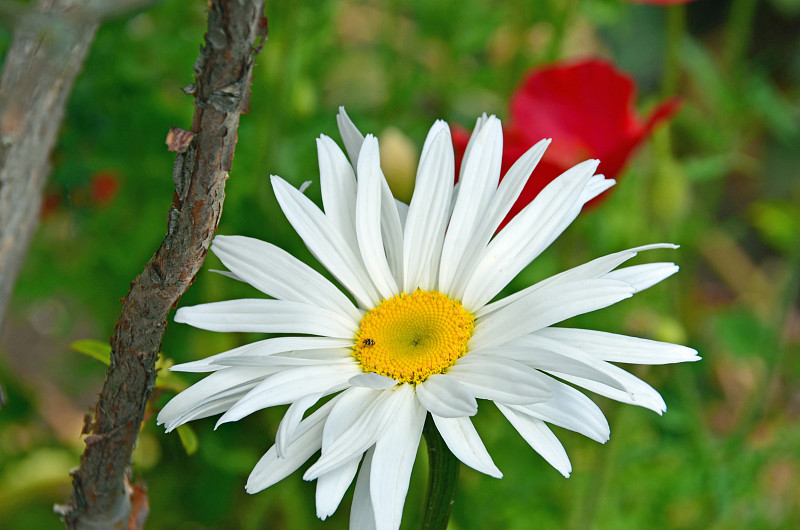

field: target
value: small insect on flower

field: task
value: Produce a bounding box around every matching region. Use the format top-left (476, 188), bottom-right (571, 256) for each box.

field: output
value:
top-left (362, 338), bottom-right (375, 346)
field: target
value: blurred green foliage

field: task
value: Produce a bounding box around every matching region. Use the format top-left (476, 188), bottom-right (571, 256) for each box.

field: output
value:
top-left (1, 0), bottom-right (799, 528)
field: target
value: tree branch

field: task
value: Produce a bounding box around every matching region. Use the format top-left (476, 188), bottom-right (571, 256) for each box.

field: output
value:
top-left (58, 1), bottom-right (267, 528)
top-left (0, 0), bottom-right (99, 333)
top-left (0, 0), bottom-right (159, 413)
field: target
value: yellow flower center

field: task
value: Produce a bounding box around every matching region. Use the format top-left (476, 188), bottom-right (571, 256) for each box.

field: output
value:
top-left (353, 290), bottom-right (475, 384)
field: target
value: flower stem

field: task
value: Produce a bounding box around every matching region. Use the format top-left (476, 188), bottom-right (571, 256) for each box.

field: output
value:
top-left (421, 415), bottom-right (459, 530)
top-left (723, 0), bottom-right (758, 74)
top-left (662, 4), bottom-right (685, 97)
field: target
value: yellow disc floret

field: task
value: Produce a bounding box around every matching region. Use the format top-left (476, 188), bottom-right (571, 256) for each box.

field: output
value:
top-left (353, 289), bottom-right (475, 384)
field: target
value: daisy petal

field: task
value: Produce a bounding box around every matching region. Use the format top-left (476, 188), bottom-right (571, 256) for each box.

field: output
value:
top-left (492, 332), bottom-right (640, 392)
top-left (212, 235), bottom-right (360, 320)
top-left (350, 373), bottom-right (398, 390)
top-left (511, 378), bottom-right (610, 443)
top-left (217, 363), bottom-right (361, 426)
top-left (394, 199), bottom-right (409, 229)
top-left (350, 448), bottom-right (377, 530)
top-left (447, 355), bottom-right (551, 405)
top-left (456, 114), bottom-right (487, 180)
top-left (415, 374), bottom-right (478, 417)
top-left (432, 415), bottom-right (502, 478)
top-left (552, 367), bottom-right (668, 414)
top-left (370, 385), bottom-right (425, 530)
top-left (276, 392), bottom-right (323, 458)
top-left (379, 179), bottom-right (405, 287)
top-left (461, 159), bottom-right (599, 310)
top-left (320, 387), bottom-right (375, 450)
top-left (356, 136), bottom-right (400, 298)
top-left (449, 139), bottom-right (551, 298)
top-left (533, 327), bottom-right (701, 364)
top-left (217, 348), bottom-right (354, 368)
top-left (171, 336), bottom-right (353, 373)
top-left (477, 244), bottom-right (678, 318)
top-left (438, 116), bottom-right (502, 294)
top-left (604, 263), bottom-right (679, 292)
top-left (157, 367), bottom-right (275, 432)
top-left (175, 299), bottom-right (357, 338)
top-left (582, 174), bottom-right (616, 203)
top-left (209, 268), bottom-right (243, 282)
top-left (316, 456), bottom-right (361, 520)
top-left (470, 279), bottom-right (635, 350)
top-left (317, 135), bottom-right (359, 251)
top-left (337, 106), bottom-right (366, 168)
top-left (486, 344), bottom-right (629, 393)
top-left (246, 398), bottom-right (338, 493)
top-left (496, 403), bottom-right (572, 477)
top-left (403, 122), bottom-right (453, 292)
top-left (306, 388), bottom-right (403, 479)
top-left (272, 175), bottom-right (381, 308)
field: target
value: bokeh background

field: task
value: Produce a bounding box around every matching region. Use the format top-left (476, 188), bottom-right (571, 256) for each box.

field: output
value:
top-left (1, 0), bottom-right (799, 528)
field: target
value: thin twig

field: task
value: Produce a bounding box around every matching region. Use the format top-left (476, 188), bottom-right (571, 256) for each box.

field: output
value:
top-left (58, 2), bottom-right (267, 528)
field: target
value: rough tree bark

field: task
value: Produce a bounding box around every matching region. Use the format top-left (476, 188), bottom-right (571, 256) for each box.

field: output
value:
top-left (58, 1), bottom-right (267, 528)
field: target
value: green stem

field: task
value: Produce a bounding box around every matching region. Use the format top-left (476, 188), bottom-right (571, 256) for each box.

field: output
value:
top-left (662, 4), bottom-right (685, 97)
top-left (723, 0), bottom-right (758, 74)
top-left (421, 415), bottom-right (460, 530)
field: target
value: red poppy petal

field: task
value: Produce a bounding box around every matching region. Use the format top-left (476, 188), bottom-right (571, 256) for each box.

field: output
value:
top-left (643, 96), bottom-right (682, 133)
top-left (451, 58), bottom-right (680, 227)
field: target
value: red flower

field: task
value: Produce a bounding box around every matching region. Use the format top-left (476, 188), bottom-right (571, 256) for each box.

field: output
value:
top-left (453, 59), bottom-right (680, 226)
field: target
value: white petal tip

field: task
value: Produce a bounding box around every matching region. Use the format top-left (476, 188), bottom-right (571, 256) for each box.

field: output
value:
top-left (245, 481), bottom-right (263, 495)
top-left (173, 308), bottom-right (188, 324)
top-left (487, 468), bottom-right (503, 479)
top-left (214, 416), bottom-right (233, 430)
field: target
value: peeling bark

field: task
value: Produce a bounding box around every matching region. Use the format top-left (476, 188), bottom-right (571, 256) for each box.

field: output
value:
top-left (59, 1), bottom-right (267, 528)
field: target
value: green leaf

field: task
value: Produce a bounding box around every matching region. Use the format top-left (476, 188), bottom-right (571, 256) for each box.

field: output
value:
top-left (177, 424), bottom-right (199, 455)
top-left (69, 339), bottom-right (111, 365)
top-left (155, 355), bottom-right (189, 393)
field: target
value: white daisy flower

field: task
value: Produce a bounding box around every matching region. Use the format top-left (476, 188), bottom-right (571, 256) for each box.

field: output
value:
top-left (158, 108), bottom-right (699, 529)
